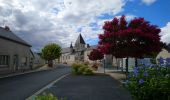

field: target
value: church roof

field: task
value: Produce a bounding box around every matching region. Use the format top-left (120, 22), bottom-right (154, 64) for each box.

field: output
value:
top-left (75, 34), bottom-right (85, 45)
top-left (62, 47), bottom-right (71, 53)
top-left (62, 45), bottom-right (98, 54)
top-left (86, 45), bottom-right (97, 50)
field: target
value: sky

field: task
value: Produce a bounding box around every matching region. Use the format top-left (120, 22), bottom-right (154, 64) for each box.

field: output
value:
top-left (0, 0), bottom-right (170, 52)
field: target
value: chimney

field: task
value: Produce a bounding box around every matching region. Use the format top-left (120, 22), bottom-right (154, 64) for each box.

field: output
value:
top-left (4, 26), bottom-right (10, 31)
top-left (87, 44), bottom-right (90, 48)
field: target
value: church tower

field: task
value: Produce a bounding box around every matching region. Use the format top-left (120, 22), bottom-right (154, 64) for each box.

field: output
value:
top-left (75, 34), bottom-right (86, 50)
top-left (70, 42), bottom-right (74, 53)
top-left (74, 34), bottom-right (86, 61)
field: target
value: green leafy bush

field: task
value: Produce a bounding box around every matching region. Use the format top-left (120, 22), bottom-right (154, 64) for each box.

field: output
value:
top-left (35, 93), bottom-right (56, 100)
top-left (83, 68), bottom-right (93, 75)
top-left (35, 93), bottom-right (66, 100)
top-left (77, 66), bottom-right (86, 74)
top-left (71, 63), bottom-right (81, 75)
top-left (125, 64), bottom-right (170, 100)
top-left (84, 61), bottom-right (89, 65)
top-left (71, 63), bottom-right (93, 75)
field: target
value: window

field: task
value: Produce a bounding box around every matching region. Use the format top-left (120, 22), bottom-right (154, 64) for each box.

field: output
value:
top-left (25, 57), bottom-right (27, 66)
top-left (0, 55), bottom-right (9, 67)
top-left (21, 57), bottom-right (27, 66)
top-left (87, 52), bottom-right (90, 56)
top-left (67, 55), bottom-right (69, 60)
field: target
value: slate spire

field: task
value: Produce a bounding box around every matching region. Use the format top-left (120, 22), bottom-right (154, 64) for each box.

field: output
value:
top-left (75, 33), bottom-right (85, 45)
top-left (70, 42), bottom-right (73, 48)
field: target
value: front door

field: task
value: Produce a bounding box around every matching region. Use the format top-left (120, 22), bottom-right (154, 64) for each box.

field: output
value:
top-left (13, 55), bottom-right (19, 71)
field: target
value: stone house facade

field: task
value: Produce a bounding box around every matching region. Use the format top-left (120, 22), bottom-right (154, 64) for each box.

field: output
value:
top-left (59, 34), bottom-right (117, 67)
top-left (59, 34), bottom-right (155, 70)
top-left (59, 34), bottom-right (97, 65)
top-left (0, 26), bottom-right (32, 74)
top-left (156, 44), bottom-right (170, 64)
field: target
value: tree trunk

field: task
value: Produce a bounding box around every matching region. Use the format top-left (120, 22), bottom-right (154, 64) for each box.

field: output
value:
top-left (48, 60), bottom-right (53, 67)
top-left (126, 57), bottom-right (129, 78)
top-left (135, 58), bottom-right (138, 67)
top-left (116, 58), bottom-right (119, 70)
top-left (58, 58), bottom-right (60, 63)
top-left (121, 58), bottom-right (123, 72)
top-left (95, 60), bottom-right (97, 64)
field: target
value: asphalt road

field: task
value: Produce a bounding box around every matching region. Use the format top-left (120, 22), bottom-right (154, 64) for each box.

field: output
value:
top-left (0, 64), bottom-right (71, 100)
top-left (45, 74), bottom-right (132, 100)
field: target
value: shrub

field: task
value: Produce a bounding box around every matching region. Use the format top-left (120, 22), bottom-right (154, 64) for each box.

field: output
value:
top-left (71, 63), bottom-right (93, 75)
top-left (35, 93), bottom-right (66, 100)
top-left (35, 93), bottom-right (59, 100)
top-left (71, 63), bottom-right (81, 75)
top-left (77, 66), bottom-right (86, 74)
top-left (84, 61), bottom-right (89, 65)
top-left (91, 64), bottom-right (98, 71)
top-left (83, 68), bottom-right (93, 75)
top-left (125, 64), bottom-right (170, 100)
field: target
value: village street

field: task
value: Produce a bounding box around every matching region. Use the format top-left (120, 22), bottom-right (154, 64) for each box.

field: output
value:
top-left (0, 64), bottom-right (132, 100)
top-left (0, 64), bottom-right (71, 100)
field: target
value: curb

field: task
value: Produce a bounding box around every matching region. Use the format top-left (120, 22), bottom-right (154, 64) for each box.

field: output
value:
top-left (0, 65), bottom-right (50, 79)
top-left (26, 73), bottom-right (70, 100)
top-left (107, 73), bottom-right (126, 84)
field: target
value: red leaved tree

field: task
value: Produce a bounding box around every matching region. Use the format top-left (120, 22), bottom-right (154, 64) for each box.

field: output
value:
top-left (88, 49), bottom-right (104, 61)
top-left (98, 15), bottom-right (163, 73)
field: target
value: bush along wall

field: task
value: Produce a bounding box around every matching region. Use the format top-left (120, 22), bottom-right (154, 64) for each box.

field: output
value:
top-left (71, 63), bottom-right (93, 75)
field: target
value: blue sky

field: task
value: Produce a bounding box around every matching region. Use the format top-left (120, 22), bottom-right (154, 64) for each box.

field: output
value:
top-left (0, 0), bottom-right (170, 51)
top-left (96, 0), bottom-right (170, 27)
top-left (124, 0), bottom-right (170, 27)
top-left (86, 0), bottom-right (170, 45)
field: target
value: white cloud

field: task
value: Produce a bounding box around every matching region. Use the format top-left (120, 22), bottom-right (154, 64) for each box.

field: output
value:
top-left (141, 0), bottom-right (157, 5)
top-left (115, 14), bottom-right (136, 20)
top-left (0, 0), bottom-right (127, 51)
top-left (161, 22), bottom-right (170, 44)
top-left (58, 0), bottom-right (125, 25)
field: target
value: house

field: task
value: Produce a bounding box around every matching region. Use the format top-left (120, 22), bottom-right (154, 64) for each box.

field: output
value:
top-left (32, 53), bottom-right (45, 68)
top-left (0, 26), bottom-right (32, 74)
top-left (59, 34), bottom-right (116, 67)
top-left (59, 34), bottom-right (87, 64)
top-left (59, 34), bottom-right (99, 64)
top-left (59, 34), bottom-right (153, 70)
top-left (117, 58), bottom-right (151, 71)
top-left (117, 48), bottom-right (170, 71)
top-left (156, 44), bottom-right (170, 63)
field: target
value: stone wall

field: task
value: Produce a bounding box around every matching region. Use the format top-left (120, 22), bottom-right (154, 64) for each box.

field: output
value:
top-left (0, 38), bottom-right (31, 73)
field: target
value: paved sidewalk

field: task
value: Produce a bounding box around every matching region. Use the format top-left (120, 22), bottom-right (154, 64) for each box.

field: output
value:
top-left (107, 72), bottom-right (126, 82)
top-left (95, 67), bottom-right (126, 82)
top-left (0, 64), bottom-right (52, 78)
top-left (40, 74), bottom-right (132, 100)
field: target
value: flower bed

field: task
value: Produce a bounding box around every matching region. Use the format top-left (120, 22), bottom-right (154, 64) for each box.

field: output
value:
top-left (125, 64), bottom-right (170, 100)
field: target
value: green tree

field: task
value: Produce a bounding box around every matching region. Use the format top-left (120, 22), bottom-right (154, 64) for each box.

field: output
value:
top-left (41, 43), bottom-right (61, 67)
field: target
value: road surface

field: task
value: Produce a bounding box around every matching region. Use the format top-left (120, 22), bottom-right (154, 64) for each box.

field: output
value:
top-left (0, 64), bottom-right (71, 100)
